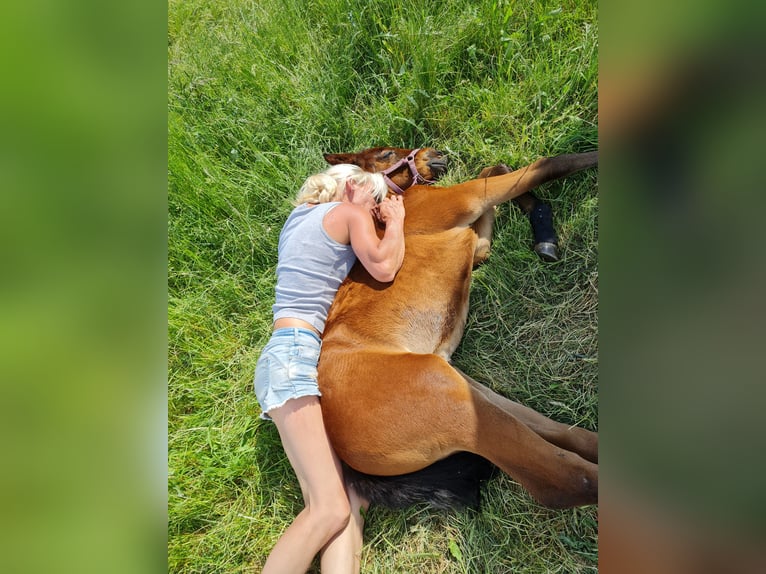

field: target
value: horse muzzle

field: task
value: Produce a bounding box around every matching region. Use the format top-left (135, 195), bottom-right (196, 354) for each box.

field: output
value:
top-left (427, 153), bottom-right (448, 179)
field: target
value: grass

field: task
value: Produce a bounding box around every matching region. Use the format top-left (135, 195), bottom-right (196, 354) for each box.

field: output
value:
top-left (168, 0), bottom-right (598, 571)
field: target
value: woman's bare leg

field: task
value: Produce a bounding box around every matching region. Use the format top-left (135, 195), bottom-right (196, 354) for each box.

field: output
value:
top-left (320, 485), bottom-right (369, 574)
top-left (262, 396), bottom-right (351, 574)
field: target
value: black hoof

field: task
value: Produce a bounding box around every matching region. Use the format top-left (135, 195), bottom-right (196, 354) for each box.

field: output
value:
top-left (534, 241), bottom-right (559, 262)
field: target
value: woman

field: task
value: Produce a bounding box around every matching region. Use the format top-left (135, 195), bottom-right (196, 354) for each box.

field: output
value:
top-left (254, 163), bottom-right (405, 573)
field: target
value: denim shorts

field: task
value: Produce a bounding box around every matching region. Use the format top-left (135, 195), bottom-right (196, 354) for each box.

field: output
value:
top-left (253, 327), bottom-right (323, 420)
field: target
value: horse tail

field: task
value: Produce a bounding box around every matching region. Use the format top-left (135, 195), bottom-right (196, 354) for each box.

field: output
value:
top-left (343, 452), bottom-right (497, 510)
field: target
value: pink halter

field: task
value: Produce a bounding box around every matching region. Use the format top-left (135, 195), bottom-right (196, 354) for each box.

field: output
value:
top-left (379, 148), bottom-right (436, 194)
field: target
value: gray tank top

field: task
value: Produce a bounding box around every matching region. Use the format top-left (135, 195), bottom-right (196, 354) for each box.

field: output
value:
top-left (272, 202), bottom-right (356, 333)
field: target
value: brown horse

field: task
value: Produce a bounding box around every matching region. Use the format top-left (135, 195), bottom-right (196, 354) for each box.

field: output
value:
top-left (319, 147), bottom-right (598, 509)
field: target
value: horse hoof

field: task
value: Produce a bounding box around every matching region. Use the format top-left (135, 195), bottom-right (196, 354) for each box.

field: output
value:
top-left (534, 242), bottom-right (559, 262)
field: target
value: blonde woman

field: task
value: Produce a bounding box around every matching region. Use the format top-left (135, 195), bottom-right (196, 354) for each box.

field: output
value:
top-left (255, 164), bottom-right (405, 573)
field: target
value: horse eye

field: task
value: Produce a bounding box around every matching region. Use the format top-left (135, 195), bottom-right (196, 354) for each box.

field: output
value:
top-left (379, 150), bottom-right (394, 160)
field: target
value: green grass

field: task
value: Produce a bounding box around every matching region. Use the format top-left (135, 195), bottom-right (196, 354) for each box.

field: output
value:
top-left (169, 0), bottom-right (598, 571)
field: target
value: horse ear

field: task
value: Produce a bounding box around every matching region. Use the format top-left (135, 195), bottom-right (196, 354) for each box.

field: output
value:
top-left (324, 153), bottom-right (356, 165)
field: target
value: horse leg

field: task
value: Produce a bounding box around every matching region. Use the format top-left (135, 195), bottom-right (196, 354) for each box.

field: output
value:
top-left (471, 165), bottom-right (506, 267)
top-left (427, 152), bottom-right (597, 229)
top-left (523, 195), bottom-right (560, 262)
top-left (469, 386), bottom-right (597, 508)
top-left (512, 191), bottom-right (537, 214)
top-left (454, 367), bottom-right (597, 463)
top-left (321, 351), bottom-right (597, 508)
top-left (471, 208), bottom-right (495, 267)
top-left (477, 164), bottom-right (560, 262)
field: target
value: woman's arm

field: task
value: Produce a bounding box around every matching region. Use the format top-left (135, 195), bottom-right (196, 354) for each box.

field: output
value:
top-left (345, 197), bottom-right (405, 283)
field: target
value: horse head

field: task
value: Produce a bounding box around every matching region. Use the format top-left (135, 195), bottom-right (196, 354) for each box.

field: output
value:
top-left (324, 147), bottom-right (448, 195)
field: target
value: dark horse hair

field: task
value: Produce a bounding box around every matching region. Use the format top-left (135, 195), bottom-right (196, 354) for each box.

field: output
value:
top-left (343, 452), bottom-right (497, 510)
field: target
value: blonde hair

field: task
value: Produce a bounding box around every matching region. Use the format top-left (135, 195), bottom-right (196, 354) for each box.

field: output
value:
top-left (295, 164), bottom-right (388, 205)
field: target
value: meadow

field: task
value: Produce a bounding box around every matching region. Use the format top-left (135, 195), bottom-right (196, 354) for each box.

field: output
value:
top-left (168, 0), bottom-right (598, 571)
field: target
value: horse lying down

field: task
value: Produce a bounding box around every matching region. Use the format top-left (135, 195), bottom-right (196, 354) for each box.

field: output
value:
top-left (317, 147), bottom-right (598, 509)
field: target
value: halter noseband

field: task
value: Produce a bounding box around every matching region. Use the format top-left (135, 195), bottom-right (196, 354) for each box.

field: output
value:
top-left (379, 148), bottom-right (436, 195)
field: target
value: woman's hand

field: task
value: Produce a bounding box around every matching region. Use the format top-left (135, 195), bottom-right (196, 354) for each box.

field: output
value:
top-left (374, 195), bottom-right (405, 225)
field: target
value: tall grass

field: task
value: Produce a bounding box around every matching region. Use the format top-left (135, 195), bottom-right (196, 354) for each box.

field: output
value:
top-left (169, 0), bottom-right (598, 571)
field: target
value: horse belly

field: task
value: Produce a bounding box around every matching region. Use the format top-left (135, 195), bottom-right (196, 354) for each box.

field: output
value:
top-left (390, 293), bottom-right (469, 359)
top-left (391, 232), bottom-right (475, 356)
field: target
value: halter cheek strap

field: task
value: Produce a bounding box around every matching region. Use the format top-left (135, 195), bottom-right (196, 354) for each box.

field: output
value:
top-left (379, 148), bottom-right (436, 194)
